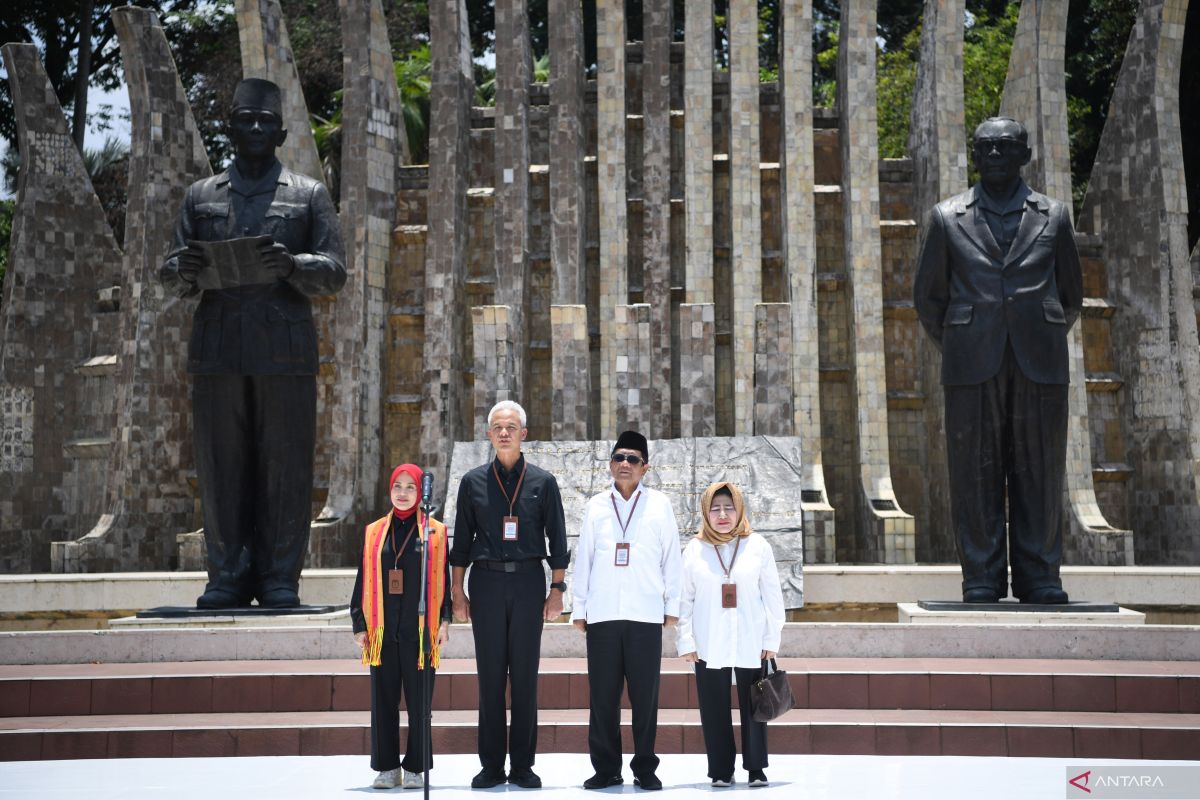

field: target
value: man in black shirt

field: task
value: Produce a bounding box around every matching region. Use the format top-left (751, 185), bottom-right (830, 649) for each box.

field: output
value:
top-left (450, 401), bottom-right (569, 789)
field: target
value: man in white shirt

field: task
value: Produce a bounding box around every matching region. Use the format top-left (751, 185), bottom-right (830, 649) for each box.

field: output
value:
top-left (570, 431), bottom-right (682, 792)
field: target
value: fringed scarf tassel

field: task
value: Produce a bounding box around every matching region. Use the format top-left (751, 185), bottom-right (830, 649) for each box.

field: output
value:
top-left (362, 626), bottom-right (385, 667)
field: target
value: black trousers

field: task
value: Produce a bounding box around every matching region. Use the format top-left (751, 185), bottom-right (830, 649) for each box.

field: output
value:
top-left (944, 346), bottom-right (1068, 599)
top-left (694, 661), bottom-right (767, 780)
top-left (468, 566), bottom-right (545, 772)
top-left (585, 620), bottom-right (662, 777)
top-left (370, 635), bottom-right (436, 772)
top-left (192, 373), bottom-right (316, 601)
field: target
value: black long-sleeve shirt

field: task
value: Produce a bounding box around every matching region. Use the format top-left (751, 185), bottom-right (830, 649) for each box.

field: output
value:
top-left (350, 514), bottom-right (453, 640)
top-left (448, 454), bottom-right (570, 570)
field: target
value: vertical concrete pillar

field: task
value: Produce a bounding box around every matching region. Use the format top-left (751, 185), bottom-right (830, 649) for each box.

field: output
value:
top-left (1000, 0), bottom-right (1131, 565)
top-left (549, 0), bottom-right (586, 306)
top-left (1078, 0), bottom-right (1199, 563)
top-left (779, 0), bottom-right (834, 560)
top-left (678, 303), bottom-right (717, 437)
top-left (0, 44), bottom-right (124, 572)
top-left (550, 304), bottom-right (590, 440)
top-left (51, 6), bottom-right (212, 572)
top-left (613, 304), bottom-right (653, 434)
top-left (493, 0), bottom-right (532, 398)
top-left (683, 0), bottom-right (714, 304)
top-left (419, 0), bottom-right (474, 497)
top-left (596, 0), bottom-right (628, 438)
top-left (472, 305), bottom-right (518, 434)
top-left (728, 0), bottom-right (762, 437)
top-left (753, 303), bottom-right (794, 435)
top-left (837, 0), bottom-right (914, 563)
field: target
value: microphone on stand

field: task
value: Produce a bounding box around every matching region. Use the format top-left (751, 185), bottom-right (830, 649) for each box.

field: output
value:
top-left (417, 470), bottom-right (435, 796)
top-left (421, 472), bottom-right (434, 511)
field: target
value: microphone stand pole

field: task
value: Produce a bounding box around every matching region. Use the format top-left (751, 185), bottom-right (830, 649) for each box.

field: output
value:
top-left (417, 499), bottom-right (433, 800)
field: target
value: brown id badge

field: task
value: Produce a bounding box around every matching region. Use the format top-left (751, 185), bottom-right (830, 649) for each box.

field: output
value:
top-left (721, 582), bottom-right (738, 609)
top-left (388, 569), bottom-right (404, 595)
top-left (614, 542), bottom-right (631, 567)
top-left (502, 516), bottom-right (519, 541)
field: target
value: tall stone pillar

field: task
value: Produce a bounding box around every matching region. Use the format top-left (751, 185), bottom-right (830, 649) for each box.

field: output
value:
top-left (753, 303), bottom-right (794, 435)
top-left (641, 0), bottom-right (673, 437)
top-left (837, 0), bottom-right (914, 563)
top-left (683, 0), bottom-right (714, 304)
top-left (907, 0), bottom-right (966, 559)
top-left (472, 305), bottom-right (518, 434)
top-left (613, 304), bottom-right (652, 434)
top-left (0, 44), bottom-right (125, 572)
top-left (550, 305), bottom-right (589, 440)
top-left (549, 0), bottom-right (586, 305)
top-left (419, 0), bottom-right (474, 498)
top-left (779, 0), bottom-right (834, 561)
top-left (678, 304), bottom-right (717, 437)
top-left (729, 0), bottom-right (763, 437)
top-left (493, 0), bottom-right (532, 398)
top-left (50, 6), bottom-right (212, 572)
top-left (596, 0), bottom-right (628, 438)
top-left (313, 0), bottom-right (403, 563)
top-left (1000, 0), bottom-right (1131, 565)
top-left (1078, 0), bottom-right (1199, 564)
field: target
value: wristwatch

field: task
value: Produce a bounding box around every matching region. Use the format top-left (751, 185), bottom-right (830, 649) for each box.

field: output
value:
top-left (549, 581), bottom-right (567, 593)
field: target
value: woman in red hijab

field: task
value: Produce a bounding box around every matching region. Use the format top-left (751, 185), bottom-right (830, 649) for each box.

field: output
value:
top-left (350, 463), bottom-right (451, 790)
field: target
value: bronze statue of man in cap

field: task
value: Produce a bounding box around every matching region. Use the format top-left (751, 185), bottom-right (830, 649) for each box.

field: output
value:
top-left (161, 78), bottom-right (346, 608)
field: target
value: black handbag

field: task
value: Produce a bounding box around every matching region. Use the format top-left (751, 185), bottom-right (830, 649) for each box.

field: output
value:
top-left (750, 658), bottom-right (795, 722)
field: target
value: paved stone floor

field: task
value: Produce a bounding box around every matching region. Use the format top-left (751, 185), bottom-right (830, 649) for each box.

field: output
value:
top-left (2, 753), bottom-right (1197, 799)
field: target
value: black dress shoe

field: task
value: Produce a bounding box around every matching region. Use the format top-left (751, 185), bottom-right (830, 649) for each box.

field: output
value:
top-left (634, 773), bottom-right (662, 791)
top-left (962, 587), bottom-right (1000, 603)
top-left (508, 768), bottom-right (542, 789)
top-left (257, 588), bottom-right (301, 608)
top-left (1023, 586), bottom-right (1069, 604)
top-left (196, 587), bottom-right (245, 609)
top-left (470, 768), bottom-right (507, 789)
top-left (583, 773), bottom-right (623, 790)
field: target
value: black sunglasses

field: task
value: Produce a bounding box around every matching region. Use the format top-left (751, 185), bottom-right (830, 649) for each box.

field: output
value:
top-left (610, 453), bottom-right (645, 465)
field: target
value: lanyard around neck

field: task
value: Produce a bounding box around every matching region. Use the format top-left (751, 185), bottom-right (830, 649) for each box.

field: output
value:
top-left (610, 490), bottom-right (641, 541)
top-left (492, 460), bottom-right (528, 517)
top-left (389, 516), bottom-right (419, 569)
top-left (713, 536), bottom-right (742, 580)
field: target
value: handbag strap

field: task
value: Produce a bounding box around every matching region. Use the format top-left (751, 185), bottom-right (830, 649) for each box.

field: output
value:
top-left (761, 657), bottom-right (777, 679)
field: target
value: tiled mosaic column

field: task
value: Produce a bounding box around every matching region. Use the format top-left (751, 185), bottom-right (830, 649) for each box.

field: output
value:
top-left (907, 0), bottom-right (966, 560)
top-left (596, 0), bottom-right (628, 438)
top-left (779, 0), bottom-right (833, 562)
top-left (472, 306), bottom-right (518, 434)
top-left (613, 304), bottom-right (652, 434)
top-left (728, 0), bottom-right (762, 437)
top-left (50, 6), bottom-right (212, 572)
top-left (1000, 0), bottom-right (1131, 565)
top-left (493, 0), bottom-right (531, 397)
top-left (0, 44), bottom-right (125, 572)
top-left (641, 0), bottom-right (673, 437)
top-left (549, 0), bottom-right (586, 306)
top-left (754, 303), bottom-right (794, 435)
top-left (837, 0), bottom-right (913, 563)
top-left (683, 0), bottom-right (714, 304)
top-left (678, 304), bottom-right (716, 437)
top-left (1078, 0), bottom-right (1200, 563)
top-left (419, 0), bottom-right (474, 499)
top-left (312, 0), bottom-right (402, 564)
top-left (550, 305), bottom-right (589, 440)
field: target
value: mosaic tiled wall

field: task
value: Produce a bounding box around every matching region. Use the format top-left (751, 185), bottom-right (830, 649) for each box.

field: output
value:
top-left (550, 304), bottom-right (589, 440)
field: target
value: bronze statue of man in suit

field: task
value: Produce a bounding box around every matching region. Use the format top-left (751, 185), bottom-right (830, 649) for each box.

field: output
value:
top-left (161, 79), bottom-right (346, 608)
top-left (914, 117), bottom-right (1083, 604)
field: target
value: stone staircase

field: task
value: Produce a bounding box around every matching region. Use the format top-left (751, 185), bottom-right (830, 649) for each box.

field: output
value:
top-left (3, 657), bottom-right (1197, 762)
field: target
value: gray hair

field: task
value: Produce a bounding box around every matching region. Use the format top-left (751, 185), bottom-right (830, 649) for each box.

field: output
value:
top-left (487, 400), bottom-right (527, 428)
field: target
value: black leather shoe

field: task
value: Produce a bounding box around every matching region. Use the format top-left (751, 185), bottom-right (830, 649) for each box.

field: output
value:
top-left (962, 587), bottom-right (1000, 603)
top-left (1023, 587), bottom-right (1069, 604)
top-left (583, 773), bottom-right (623, 790)
top-left (196, 587), bottom-right (245, 609)
top-left (257, 588), bottom-right (300, 608)
top-left (634, 773), bottom-right (662, 791)
top-left (508, 769), bottom-right (542, 789)
top-left (470, 768), bottom-right (507, 789)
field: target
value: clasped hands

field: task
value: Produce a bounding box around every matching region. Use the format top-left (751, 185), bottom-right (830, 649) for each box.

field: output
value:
top-left (353, 622), bottom-right (450, 653)
top-left (680, 649), bottom-right (776, 663)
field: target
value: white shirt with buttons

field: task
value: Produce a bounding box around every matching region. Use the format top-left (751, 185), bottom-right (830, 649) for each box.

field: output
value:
top-left (569, 483), bottom-right (683, 626)
top-left (675, 532), bottom-right (786, 669)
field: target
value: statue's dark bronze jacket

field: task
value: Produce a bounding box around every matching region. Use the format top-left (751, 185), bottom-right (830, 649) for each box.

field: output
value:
top-left (913, 181), bottom-right (1083, 386)
top-left (160, 166), bottom-right (346, 376)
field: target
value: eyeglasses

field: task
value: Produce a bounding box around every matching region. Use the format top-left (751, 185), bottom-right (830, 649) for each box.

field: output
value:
top-left (610, 453), bottom-right (645, 465)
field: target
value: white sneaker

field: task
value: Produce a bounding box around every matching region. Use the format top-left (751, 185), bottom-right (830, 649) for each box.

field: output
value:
top-left (711, 777), bottom-right (733, 788)
top-left (372, 769), bottom-right (399, 789)
top-left (401, 770), bottom-right (424, 790)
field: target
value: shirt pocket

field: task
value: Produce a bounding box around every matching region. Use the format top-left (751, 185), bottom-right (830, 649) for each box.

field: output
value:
top-left (265, 304), bottom-right (314, 364)
top-left (263, 202), bottom-right (307, 246)
top-left (193, 201), bottom-right (230, 241)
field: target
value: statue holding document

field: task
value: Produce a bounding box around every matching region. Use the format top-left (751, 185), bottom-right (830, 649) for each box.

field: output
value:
top-left (161, 78), bottom-right (347, 608)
